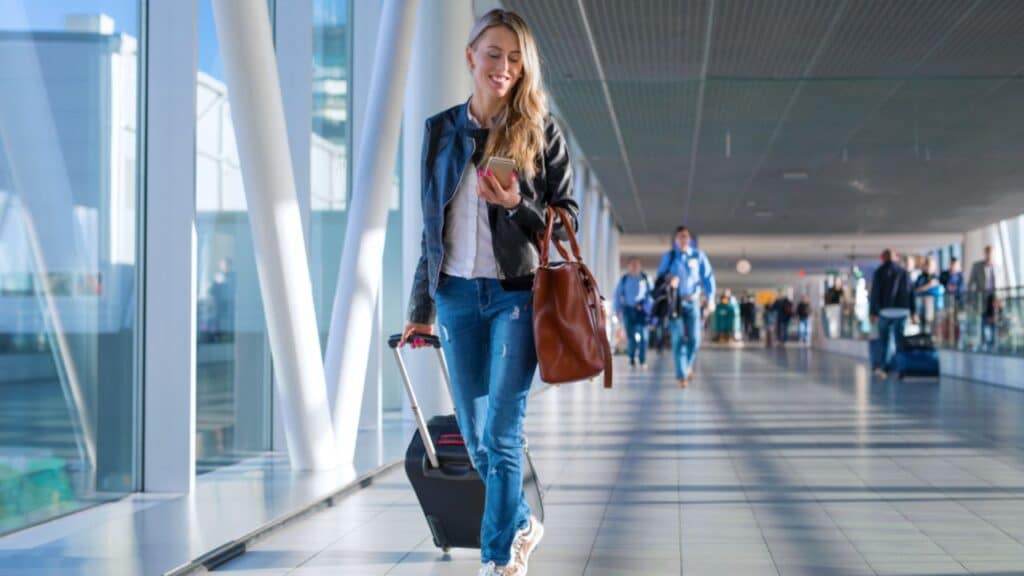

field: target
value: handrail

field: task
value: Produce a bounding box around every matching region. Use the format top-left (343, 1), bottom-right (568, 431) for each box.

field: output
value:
top-left (827, 285), bottom-right (1024, 357)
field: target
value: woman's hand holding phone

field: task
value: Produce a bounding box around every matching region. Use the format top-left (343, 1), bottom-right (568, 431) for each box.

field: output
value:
top-left (477, 157), bottom-right (521, 210)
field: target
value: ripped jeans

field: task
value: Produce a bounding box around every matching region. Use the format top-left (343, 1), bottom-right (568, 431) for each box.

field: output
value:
top-left (434, 274), bottom-right (535, 565)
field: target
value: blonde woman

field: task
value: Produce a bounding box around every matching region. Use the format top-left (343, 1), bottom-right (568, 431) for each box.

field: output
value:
top-left (399, 9), bottom-right (578, 576)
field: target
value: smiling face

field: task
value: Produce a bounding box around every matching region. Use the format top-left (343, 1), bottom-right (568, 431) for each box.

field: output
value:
top-left (467, 25), bottom-right (523, 102)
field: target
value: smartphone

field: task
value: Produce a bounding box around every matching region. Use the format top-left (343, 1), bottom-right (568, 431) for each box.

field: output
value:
top-left (485, 156), bottom-right (516, 188)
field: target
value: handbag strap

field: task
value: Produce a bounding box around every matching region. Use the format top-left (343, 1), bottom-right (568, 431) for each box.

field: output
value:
top-left (540, 206), bottom-right (583, 266)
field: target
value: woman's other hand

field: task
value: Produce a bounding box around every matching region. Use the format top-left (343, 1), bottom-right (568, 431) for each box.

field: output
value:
top-left (400, 323), bottom-right (435, 348)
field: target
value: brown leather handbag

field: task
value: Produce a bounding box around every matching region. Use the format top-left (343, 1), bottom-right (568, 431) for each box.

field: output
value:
top-left (532, 206), bottom-right (613, 388)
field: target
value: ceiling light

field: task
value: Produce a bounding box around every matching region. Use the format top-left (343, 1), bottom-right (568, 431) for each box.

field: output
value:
top-left (736, 259), bottom-right (752, 275)
top-left (782, 171), bottom-right (808, 181)
top-left (755, 211), bottom-right (774, 218)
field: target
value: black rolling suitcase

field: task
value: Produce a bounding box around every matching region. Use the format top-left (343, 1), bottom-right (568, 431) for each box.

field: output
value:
top-left (388, 333), bottom-right (544, 553)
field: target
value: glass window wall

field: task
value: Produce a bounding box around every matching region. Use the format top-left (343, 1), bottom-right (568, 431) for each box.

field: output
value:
top-left (0, 1), bottom-right (140, 534)
top-left (194, 0), bottom-right (273, 473)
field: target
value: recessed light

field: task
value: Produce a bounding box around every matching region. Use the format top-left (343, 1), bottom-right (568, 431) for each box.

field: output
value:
top-left (746, 200), bottom-right (757, 208)
top-left (755, 211), bottom-right (774, 218)
top-left (782, 171), bottom-right (808, 181)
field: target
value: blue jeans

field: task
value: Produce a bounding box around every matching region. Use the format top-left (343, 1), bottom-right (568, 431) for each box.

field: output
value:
top-left (622, 307), bottom-right (648, 365)
top-left (798, 319), bottom-right (810, 342)
top-left (669, 302), bottom-right (701, 379)
top-left (877, 316), bottom-right (906, 371)
top-left (777, 318), bottom-right (791, 343)
top-left (434, 275), bottom-right (533, 565)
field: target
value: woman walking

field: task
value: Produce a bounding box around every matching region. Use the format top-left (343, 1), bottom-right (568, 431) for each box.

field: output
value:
top-left (400, 9), bottom-right (578, 575)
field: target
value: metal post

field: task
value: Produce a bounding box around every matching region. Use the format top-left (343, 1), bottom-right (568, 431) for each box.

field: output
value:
top-left (324, 0), bottom-right (421, 466)
top-left (212, 0), bottom-right (337, 470)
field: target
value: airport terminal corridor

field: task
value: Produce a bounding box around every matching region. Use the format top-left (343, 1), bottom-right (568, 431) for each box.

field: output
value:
top-left (216, 351), bottom-right (1024, 576)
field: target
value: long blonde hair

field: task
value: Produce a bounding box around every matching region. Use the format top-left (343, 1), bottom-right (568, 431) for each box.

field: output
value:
top-left (468, 9), bottom-right (548, 178)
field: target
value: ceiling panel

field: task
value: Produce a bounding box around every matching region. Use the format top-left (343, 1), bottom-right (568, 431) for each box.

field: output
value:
top-left (583, 0), bottom-right (710, 81)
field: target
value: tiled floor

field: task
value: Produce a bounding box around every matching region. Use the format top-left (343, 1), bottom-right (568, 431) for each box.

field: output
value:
top-left (213, 349), bottom-right (1024, 575)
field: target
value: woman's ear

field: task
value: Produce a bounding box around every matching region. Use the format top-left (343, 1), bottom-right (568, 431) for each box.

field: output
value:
top-left (465, 46), bottom-right (475, 72)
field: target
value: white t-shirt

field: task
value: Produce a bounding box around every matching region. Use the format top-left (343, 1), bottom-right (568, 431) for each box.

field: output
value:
top-left (441, 108), bottom-right (499, 279)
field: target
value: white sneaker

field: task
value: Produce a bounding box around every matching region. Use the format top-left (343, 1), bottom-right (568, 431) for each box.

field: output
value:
top-left (510, 515), bottom-right (545, 574)
top-left (478, 561), bottom-right (508, 576)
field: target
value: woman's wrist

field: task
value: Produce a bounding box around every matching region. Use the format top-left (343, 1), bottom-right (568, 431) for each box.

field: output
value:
top-left (504, 194), bottom-right (523, 210)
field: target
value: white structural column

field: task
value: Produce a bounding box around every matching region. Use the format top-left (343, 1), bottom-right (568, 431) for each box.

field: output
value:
top-left (274, 0), bottom-right (314, 244)
top-left (141, 0), bottom-right (198, 491)
top-left (212, 0), bottom-right (337, 470)
top-left (598, 197), bottom-right (613, 296)
top-left (573, 164), bottom-right (589, 261)
top-left (325, 0), bottom-right (421, 466)
top-left (270, 0), bottom-right (314, 453)
top-left (586, 187), bottom-right (602, 279)
top-left (610, 224), bottom-right (621, 289)
top-left (400, 0), bottom-right (473, 421)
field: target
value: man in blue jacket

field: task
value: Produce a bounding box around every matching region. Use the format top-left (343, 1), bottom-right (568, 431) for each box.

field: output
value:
top-left (614, 257), bottom-right (653, 369)
top-left (869, 249), bottom-right (918, 377)
top-left (657, 226), bottom-right (716, 387)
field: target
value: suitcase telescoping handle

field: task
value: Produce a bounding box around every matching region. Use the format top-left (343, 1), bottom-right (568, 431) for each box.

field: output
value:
top-left (387, 332), bottom-right (454, 470)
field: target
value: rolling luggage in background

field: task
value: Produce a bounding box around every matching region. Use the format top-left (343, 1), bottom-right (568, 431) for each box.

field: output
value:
top-left (893, 333), bottom-right (940, 379)
top-left (388, 333), bottom-right (544, 554)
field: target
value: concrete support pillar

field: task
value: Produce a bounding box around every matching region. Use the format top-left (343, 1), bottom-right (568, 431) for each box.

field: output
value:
top-left (401, 0), bottom-right (474, 420)
top-left (213, 0), bottom-right (337, 470)
top-left (324, 0), bottom-right (421, 467)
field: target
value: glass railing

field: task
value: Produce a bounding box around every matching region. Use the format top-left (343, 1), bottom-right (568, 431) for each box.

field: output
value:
top-left (829, 287), bottom-right (1024, 356)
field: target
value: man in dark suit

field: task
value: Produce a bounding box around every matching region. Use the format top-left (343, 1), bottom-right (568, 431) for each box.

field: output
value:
top-left (869, 249), bottom-right (917, 377)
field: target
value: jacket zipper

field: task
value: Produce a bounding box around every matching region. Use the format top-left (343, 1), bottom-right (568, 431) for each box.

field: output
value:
top-left (434, 136), bottom-right (477, 287)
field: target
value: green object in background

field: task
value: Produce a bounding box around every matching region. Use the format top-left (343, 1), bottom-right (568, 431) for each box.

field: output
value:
top-left (0, 458), bottom-right (75, 531)
top-left (714, 302), bottom-right (741, 339)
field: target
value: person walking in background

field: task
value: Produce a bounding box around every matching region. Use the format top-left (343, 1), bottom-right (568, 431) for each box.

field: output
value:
top-left (774, 291), bottom-right (794, 345)
top-left (657, 226), bottom-right (716, 387)
top-left (763, 296), bottom-right (777, 348)
top-left (400, 9), bottom-right (577, 574)
top-left (740, 294), bottom-right (757, 341)
top-left (968, 245), bottom-right (1001, 350)
top-left (824, 277), bottom-right (844, 338)
top-left (940, 257), bottom-right (963, 307)
top-left (796, 294), bottom-right (812, 344)
top-left (614, 257), bottom-right (653, 369)
top-left (914, 255), bottom-right (944, 334)
top-left (870, 249), bottom-right (917, 377)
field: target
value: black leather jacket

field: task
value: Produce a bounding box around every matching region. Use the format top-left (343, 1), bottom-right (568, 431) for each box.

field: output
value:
top-left (408, 102), bottom-right (579, 324)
